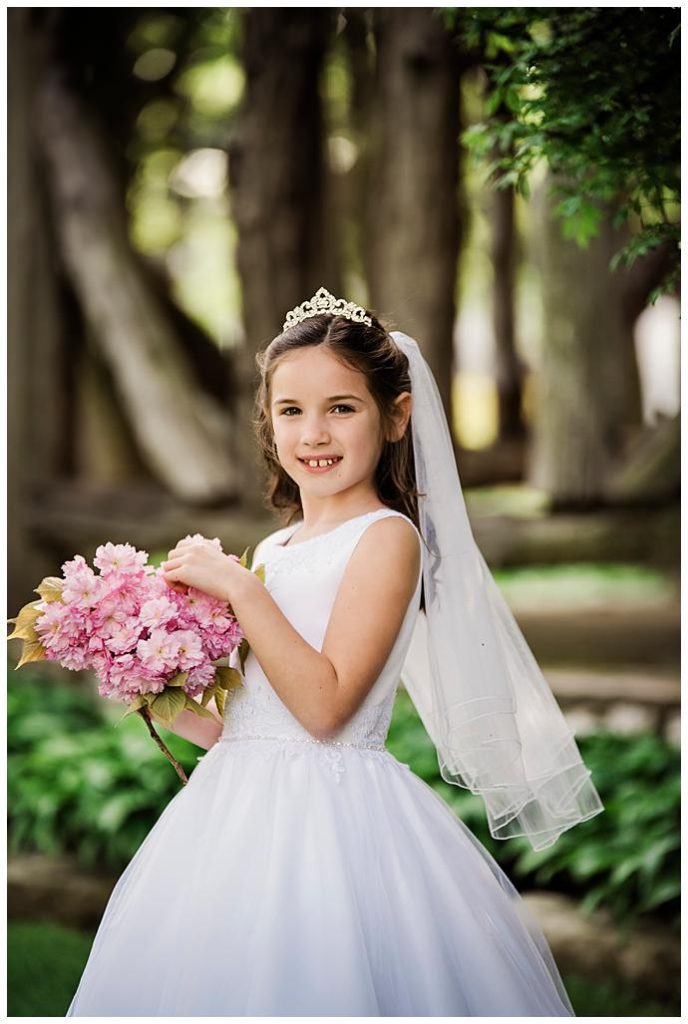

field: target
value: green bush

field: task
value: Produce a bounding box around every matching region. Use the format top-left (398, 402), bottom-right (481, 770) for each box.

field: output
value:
top-left (387, 691), bottom-right (680, 934)
top-left (8, 670), bottom-right (200, 870)
top-left (8, 670), bottom-right (680, 935)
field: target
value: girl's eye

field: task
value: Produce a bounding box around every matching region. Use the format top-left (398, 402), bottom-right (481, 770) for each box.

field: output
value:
top-left (280, 405), bottom-right (354, 416)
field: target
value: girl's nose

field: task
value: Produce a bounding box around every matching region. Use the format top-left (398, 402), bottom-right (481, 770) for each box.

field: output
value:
top-left (301, 420), bottom-right (331, 443)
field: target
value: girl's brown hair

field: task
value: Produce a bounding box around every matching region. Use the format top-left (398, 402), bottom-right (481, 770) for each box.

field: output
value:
top-left (253, 308), bottom-right (426, 604)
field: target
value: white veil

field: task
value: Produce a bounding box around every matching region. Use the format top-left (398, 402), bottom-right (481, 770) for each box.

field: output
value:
top-left (392, 330), bottom-right (605, 852)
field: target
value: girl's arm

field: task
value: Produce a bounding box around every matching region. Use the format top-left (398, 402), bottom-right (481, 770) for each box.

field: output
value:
top-left (230, 517), bottom-right (421, 740)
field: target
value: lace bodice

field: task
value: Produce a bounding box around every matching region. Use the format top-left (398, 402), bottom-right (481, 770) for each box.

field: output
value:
top-left (218, 509), bottom-right (423, 762)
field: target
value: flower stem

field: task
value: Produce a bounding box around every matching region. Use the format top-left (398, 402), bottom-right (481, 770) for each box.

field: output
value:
top-left (137, 707), bottom-right (189, 785)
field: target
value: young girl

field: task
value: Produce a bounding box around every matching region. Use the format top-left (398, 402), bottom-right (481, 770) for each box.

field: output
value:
top-left (67, 288), bottom-right (603, 1016)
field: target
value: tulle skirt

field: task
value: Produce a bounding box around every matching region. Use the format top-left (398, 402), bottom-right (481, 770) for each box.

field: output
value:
top-left (66, 736), bottom-right (574, 1016)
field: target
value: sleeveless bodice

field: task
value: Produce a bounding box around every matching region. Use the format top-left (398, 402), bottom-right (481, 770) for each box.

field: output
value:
top-left (219, 509), bottom-right (423, 753)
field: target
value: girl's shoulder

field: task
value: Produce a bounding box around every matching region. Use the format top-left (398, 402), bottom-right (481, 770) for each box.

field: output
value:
top-left (250, 508), bottom-right (421, 570)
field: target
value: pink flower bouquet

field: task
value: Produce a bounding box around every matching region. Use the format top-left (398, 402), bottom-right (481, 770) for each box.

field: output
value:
top-left (8, 537), bottom-right (260, 784)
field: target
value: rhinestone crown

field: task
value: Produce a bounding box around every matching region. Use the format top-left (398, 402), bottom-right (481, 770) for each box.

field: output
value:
top-left (282, 286), bottom-right (372, 333)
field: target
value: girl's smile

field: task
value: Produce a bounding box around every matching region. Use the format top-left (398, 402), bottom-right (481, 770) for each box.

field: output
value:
top-left (270, 347), bottom-right (385, 503)
top-left (298, 455), bottom-right (343, 473)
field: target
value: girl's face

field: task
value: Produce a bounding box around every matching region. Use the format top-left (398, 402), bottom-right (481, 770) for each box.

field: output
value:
top-left (270, 346), bottom-right (387, 500)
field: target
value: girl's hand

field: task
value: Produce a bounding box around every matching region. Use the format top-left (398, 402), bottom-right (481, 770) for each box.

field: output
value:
top-left (162, 537), bottom-right (246, 605)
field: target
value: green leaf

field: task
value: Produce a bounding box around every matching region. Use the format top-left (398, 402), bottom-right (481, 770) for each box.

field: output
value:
top-left (183, 695), bottom-right (219, 721)
top-left (215, 665), bottom-right (243, 691)
top-left (167, 671), bottom-right (189, 688)
top-left (198, 681), bottom-right (226, 717)
top-left (238, 639), bottom-right (249, 673)
top-left (638, 835), bottom-right (681, 879)
top-left (117, 695), bottom-right (148, 723)
top-left (485, 87), bottom-right (504, 117)
top-left (215, 685), bottom-right (226, 718)
top-left (636, 877), bottom-right (681, 912)
top-left (16, 639), bottom-right (47, 669)
top-left (34, 577), bottom-right (64, 603)
top-left (7, 601), bottom-right (44, 643)
top-left (148, 687), bottom-right (187, 725)
top-left (97, 792), bottom-right (148, 833)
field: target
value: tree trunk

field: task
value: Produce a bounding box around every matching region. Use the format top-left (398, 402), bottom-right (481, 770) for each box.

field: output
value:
top-left (341, 10), bottom-right (376, 290)
top-left (228, 9), bottom-right (336, 353)
top-left (35, 68), bottom-right (239, 505)
top-left (491, 179), bottom-right (526, 439)
top-left (607, 413), bottom-right (680, 505)
top-left (368, 9), bottom-right (462, 419)
top-left (8, 10), bottom-right (74, 610)
top-left (527, 179), bottom-right (643, 507)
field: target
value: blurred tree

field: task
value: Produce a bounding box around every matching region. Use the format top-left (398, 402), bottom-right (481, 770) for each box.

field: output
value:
top-left (340, 10), bottom-right (376, 286)
top-left (37, 70), bottom-right (239, 502)
top-left (10, 10), bottom-right (240, 501)
top-left (228, 9), bottom-right (338, 351)
top-left (7, 9), bottom-right (254, 609)
top-left (368, 9), bottom-right (463, 418)
top-left (490, 126), bottom-right (525, 444)
top-left (8, 10), bottom-right (70, 606)
top-left (445, 7), bottom-right (679, 503)
top-left (455, 7), bottom-right (680, 299)
top-left (527, 179), bottom-right (644, 507)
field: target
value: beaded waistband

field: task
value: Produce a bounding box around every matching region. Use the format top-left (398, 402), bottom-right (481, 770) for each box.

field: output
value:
top-left (217, 733), bottom-right (386, 752)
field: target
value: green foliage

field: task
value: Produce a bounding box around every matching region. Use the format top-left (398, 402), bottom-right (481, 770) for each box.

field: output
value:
top-left (443, 7), bottom-right (680, 298)
top-left (387, 690), bottom-right (680, 934)
top-left (9, 671), bottom-right (679, 936)
top-left (8, 671), bottom-right (200, 870)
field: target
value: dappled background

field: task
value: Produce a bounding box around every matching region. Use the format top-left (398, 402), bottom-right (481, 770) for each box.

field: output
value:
top-left (7, 8), bottom-right (680, 1017)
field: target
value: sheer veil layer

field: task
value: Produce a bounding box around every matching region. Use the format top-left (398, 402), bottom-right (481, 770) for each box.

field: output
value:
top-left (392, 330), bottom-right (605, 852)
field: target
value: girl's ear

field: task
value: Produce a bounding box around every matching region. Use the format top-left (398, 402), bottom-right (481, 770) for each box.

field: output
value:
top-left (389, 392), bottom-right (412, 442)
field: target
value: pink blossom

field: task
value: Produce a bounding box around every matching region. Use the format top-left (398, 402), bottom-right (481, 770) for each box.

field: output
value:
top-left (139, 597), bottom-right (176, 630)
top-left (137, 628), bottom-right (183, 675)
top-left (61, 565), bottom-right (101, 608)
top-left (185, 659), bottom-right (217, 697)
top-left (98, 583), bottom-right (142, 619)
top-left (90, 649), bottom-right (113, 678)
top-left (94, 542), bottom-right (148, 576)
top-left (94, 606), bottom-right (128, 638)
top-left (60, 647), bottom-right (91, 672)
top-left (30, 538), bottom-right (245, 714)
top-left (61, 554), bottom-right (90, 580)
top-left (106, 620), bottom-right (143, 655)
top-left (182, 533), bottom-right (222, 549)
top-left (173, 629), bottom-right (205, 670)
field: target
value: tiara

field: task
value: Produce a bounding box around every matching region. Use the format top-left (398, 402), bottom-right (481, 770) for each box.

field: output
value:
top-left (282, 286), bottom-right (372, 332)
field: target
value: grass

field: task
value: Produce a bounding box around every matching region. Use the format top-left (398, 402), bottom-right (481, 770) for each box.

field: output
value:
top-left (493, 561), bottom-right (677, 609)
top-left (7, 921), bottom-right (94, 1017)
top-left (7, 921), bottom-right (680, 1016)
top-left (562, 972), bottom-right (679, 1017)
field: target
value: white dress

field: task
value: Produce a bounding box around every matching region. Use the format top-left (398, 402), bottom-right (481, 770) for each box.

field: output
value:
top-left (67, 508), bottom-right (574, 1016)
